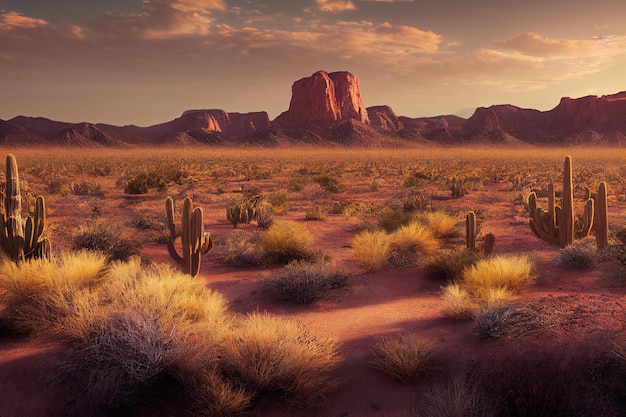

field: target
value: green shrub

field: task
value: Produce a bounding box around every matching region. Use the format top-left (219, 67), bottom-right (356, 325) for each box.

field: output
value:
top-left (312, 173), bottom-right (344, 193)
top-left (370, 333), bottom-right (431, 383)
top-left (260, 221), bottom-right (314, 264)
top-left (263, 259), bottom-right (348, 304)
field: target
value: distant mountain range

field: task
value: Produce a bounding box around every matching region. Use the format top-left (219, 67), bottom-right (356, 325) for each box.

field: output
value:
top-left (2, 71), bottom-right (626, 147)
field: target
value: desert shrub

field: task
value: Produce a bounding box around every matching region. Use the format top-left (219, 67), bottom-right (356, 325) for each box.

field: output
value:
top-left (557, 244), bottom-right (595, 269)
top-left (263, 259), bottom-right (348, 304)
top-left (351, 230), bottom-right (392, 269)
top-left (352, 223), bottom-right (438, 269)
top-left (305, 205), bottom-right (326, 221)
top-left (424, 250), bottom-right (480, 282)
top-left (260, 221), bottom-right (314, 264)
top-left (440, 284), bottom-right (477, 320)
top-left (218, 313), bottom-right (339, 404)
top-left (417, 377), bottom-right (495, 417)
top-left (266, 190), bottom-right (289, 214)
top-left (378, 207), bottom-right (413, 232)
top-left (73, 222), bottom-right (142, 262)
top-left (387, 222), bottom-right (439, 266)
top-left (312, 172), bottom-right (344, 193)
top-left (472, 306), bottom-right (515, 339)
top-left (0, 251), bottom-right (107, 334)
top-left (124, 166), bottom-right (186, 194)
top-left (218, 230), bottom-right (266, 267)
top-left (463, 255), bottom-right (534, 293)
top-left (46, 176), bottom-right (72, 195)
top-left (226, 195), bottom-right (273, 229)
top-left (401, 192), bottom-right (431, 212)
top-left (404, 169), bottom-right (431, 187)
top-left (369, 333), bottom-right (431, 383)
top-left (59, 261), bottom-right (231, 415)
top-left (73, 180), bottom-right (105, 197)
top-left (441, 255), bottom-right (534, 320)
top-left (417, 211), bottom-right (459, 238)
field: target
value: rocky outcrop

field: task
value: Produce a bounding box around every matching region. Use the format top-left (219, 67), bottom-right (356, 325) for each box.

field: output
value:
top-left (48, 123), bottom-right (129, 147)
top-left (0, 120), bottom-right (42, 145)
top-left (274, 70), bottom-right (369, 129)
top-left (367, 106), bottom-right (403, 132)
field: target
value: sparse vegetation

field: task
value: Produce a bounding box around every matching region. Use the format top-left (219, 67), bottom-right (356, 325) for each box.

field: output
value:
top-left (370, 333), bottom-right (432, 383)
top-left (260, 220), bottom-right (314, 264)
top-left (263, 259), bottom-right (348, 304)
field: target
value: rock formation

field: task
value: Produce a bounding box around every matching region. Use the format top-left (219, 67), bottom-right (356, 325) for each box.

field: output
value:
top-left (274, 70), bottom-right (369, 128)
top-left (367, 105), bottom-right (403, 132)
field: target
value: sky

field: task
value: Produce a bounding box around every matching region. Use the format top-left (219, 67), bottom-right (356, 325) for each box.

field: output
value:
top-left (1, 0), bottom-right (626, 126)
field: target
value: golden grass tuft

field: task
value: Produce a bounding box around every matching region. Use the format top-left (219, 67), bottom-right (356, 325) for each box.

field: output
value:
top-left (370, 333), bottom-right (432, 383)
top-left (0, 251), bottom-right (107, 334)
top-left (260, 220), bottom-right (314, 264)
top-left (418, 211), bottom-right (459, 238)
top-left (440, 284), bottom-right (477, 320)
top-left (351, 230), bottom-right (392, 269)
top-left (218, 312), bottom-right (339, 404)
top-left (463, 254), bottom-right (534, 293)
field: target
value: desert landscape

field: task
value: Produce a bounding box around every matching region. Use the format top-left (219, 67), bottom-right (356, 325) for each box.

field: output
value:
top-left (2, 144), bottom-right (626, 417)
top-left (3, 2), bottom-right (626, 415)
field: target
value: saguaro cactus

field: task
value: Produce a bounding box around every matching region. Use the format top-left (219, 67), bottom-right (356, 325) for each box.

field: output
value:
top-left (594, 181), bottom-right (609, 250)
top-left (527, 156), bottom-right (594, 249)
top-left (0, 154), bottom-right (51, 262)
top-left (466, 211), bottom-right (476, 251)
top-left (165, 196), bottom-right (213, 277)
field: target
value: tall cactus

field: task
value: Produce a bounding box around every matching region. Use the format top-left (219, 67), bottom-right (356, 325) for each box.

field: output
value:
top-left (0, 154), bottom-right (51, 262)
top-left (527, 156), bottom-right (594, 249)
top-left (165, 196), bottom-right (213, 277)
top-left (594, 181), bottom-right (609, 249)
top-left (466, 211), bottom-right (476, 251)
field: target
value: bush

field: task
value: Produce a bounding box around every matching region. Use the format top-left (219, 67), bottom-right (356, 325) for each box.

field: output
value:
top-left (351, 230), bottom-right (392, 269)
top-left (369, 333), bottom-right (431, 383)
top-left (417, 377), bottom-right (495, 417)
top-left (263, 259), bottom-right (348, 304)
top-left (387, 222), bottom-right (439, 266)
top-left (418, 211), bottom-right (459, 238)
top-left (218, 312), bottom-right (339, 405)
top-left (218, 230), bottom-right (266, 267)
top-left (424, 250), bottom-right (480, 282)
top-left (0, 251), bottom-right (107, 334)
top-left (260, 221), bottom-right (314, 264)
top-left (463, 255), bottom-right (534, 293)
top-left (557, 244), bottom-right (595, 269)
top-left (378, 207), bottom-right (413, 232)
top-left (73, 180), bottom-right (105, 197)
top-left (312, 172), bottom-right (344, 193)
top-left (472, 306), bottom-right (515, 338)
top-left (73, 222), bottom-right (142, 262)
top-left (440, 284), bottom-right (477, 320)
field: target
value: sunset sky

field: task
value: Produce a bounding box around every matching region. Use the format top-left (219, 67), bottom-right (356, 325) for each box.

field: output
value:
top-left (1, 0), bottom-right (625, 126)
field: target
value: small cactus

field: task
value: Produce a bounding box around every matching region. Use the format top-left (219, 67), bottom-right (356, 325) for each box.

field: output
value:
top-left (0, 154), bottom-right (51, 262)
top-left (466, 211), bottom-right (476, 251)
top-left (165, 196), bottom-right (213, 277)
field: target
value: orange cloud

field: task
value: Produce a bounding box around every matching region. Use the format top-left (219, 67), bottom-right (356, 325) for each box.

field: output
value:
top-left (502, 33), bottom-right (594, 57)
top-left (316, 0), bottom-right (357, 12)
top-left (0, 11), bottom-right (48, 30)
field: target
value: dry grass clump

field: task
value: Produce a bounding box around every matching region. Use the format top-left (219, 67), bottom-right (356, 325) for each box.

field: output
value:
top-left (441, 255), bottom-right (534, 320)
top-left (217, 230), bottom-right (266, 266)
top-left (260, 220), bottom-right (314, 264)
top-left (416, 376), bottom-right (496, 417)
top-left (0, 253), bottom-right (338, 415)
top-left (351, 230), bottom-right (392, 269)
top-left (73, 221), bottom-right (142, 261)
top-left (0, 251), bottom-right (107, 334)
top-left (416, 211), bottom-right (459, 238)
top-left (352, 222), bottom-right (439, 269)
top-left (263, 259), bottom-right (348, 304)
top-left (557, 244), bottom-right (595, 269)
top-left (370, 333), bottom-right (432, 383)
top-left (217, 312), bottom-right (339, 405)
top-left (424, 249), bottom-right (480, 282)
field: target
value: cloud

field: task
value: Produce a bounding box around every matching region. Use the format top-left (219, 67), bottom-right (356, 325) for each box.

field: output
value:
top-left (502, 33), bottom-right (595, 57)
top-left (316, 0), bottom-right (357, 12)
top-left (0, 11), bottom-right (48, 30)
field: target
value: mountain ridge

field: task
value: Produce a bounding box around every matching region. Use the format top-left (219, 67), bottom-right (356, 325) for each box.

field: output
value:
top-left (3, 71), bottom-right (626, 147)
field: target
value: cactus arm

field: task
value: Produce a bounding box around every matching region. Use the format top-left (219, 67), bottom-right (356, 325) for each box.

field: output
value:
top-left (575, 198), bottom-right (594, 239)
top-left (165, 196), bottom-right (184, 263)
top-left (595, 182), bottom-right (609, 249)
top-left (181, 198), bottom-right (193, 274)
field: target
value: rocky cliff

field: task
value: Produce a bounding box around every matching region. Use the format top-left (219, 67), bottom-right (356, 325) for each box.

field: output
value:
top-left (274, 70), bottom-right (369, 129)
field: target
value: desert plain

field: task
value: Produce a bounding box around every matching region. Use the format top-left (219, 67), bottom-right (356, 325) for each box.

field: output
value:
top-left (2, 146), bottom-right (626, 417)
